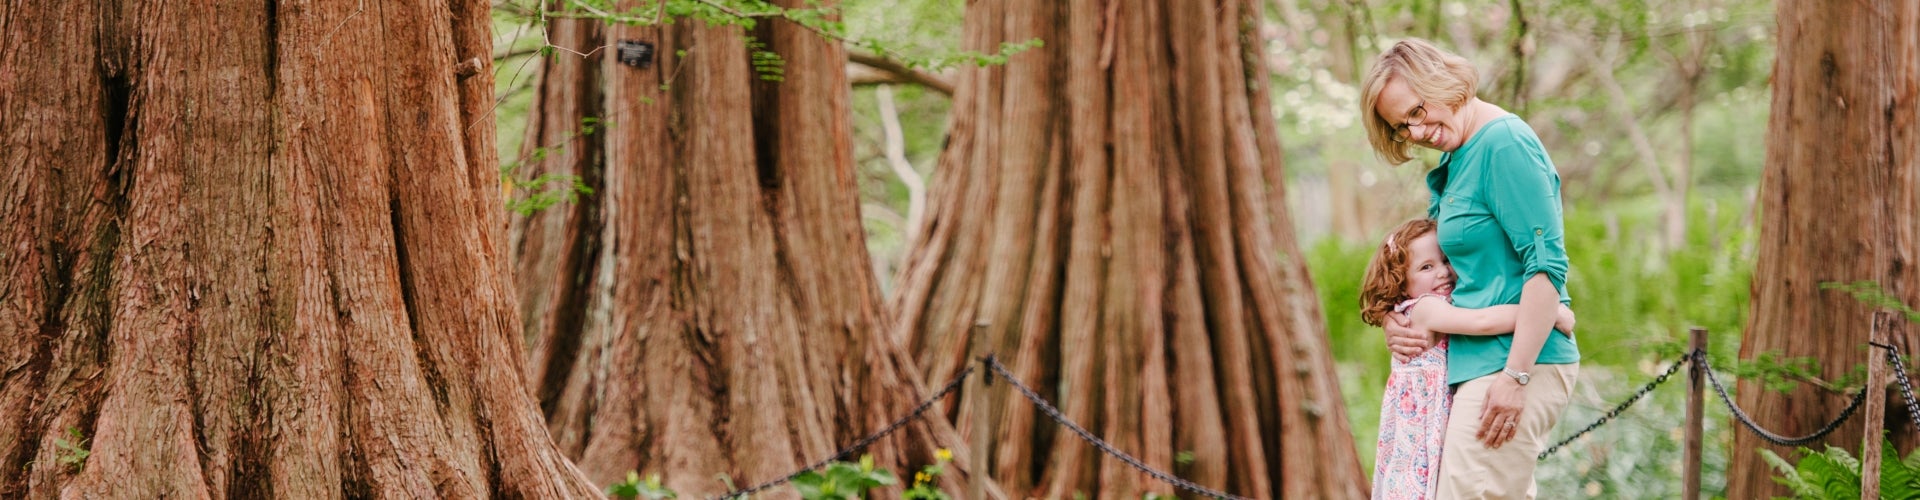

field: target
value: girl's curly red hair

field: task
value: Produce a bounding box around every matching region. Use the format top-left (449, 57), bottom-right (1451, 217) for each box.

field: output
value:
top-left (1360, 218), bottom-right (1438, 327)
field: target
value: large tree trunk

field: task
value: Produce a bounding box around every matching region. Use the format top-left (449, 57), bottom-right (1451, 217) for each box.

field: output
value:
top-left (889, 0), bottom-right (1364, 498)
top-left (0, 0), bottom-right (599, 497)
top-left (510, 2), bottom-right (982, 496)
top-left (1727, 2), bottom-right (1920, 498)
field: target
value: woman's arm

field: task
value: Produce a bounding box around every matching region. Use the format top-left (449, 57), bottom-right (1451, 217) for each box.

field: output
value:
top-left (1505, 274), bottom-right (1559, 374)
top-left (1407, 297), bottom-right (1576, 336)
top-left (1477, 273), bottom-right (1559, 448)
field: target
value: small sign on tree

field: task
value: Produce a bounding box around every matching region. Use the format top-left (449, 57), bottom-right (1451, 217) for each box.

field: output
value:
top-left (617, 40), bottom-right (655, 69)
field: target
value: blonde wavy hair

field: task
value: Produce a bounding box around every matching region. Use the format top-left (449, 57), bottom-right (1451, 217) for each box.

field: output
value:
top-left (1359, 218), bottom-right (1438, 327)
top-left (1360, 38), bottom-right (1480, 165)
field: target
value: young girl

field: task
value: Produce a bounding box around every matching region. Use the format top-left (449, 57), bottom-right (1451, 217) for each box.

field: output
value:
top-left (1360, 218), bottom-right (1574, 499)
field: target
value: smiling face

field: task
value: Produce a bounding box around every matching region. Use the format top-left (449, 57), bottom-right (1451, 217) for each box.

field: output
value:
top-left (1401, 231), bottom-right (1455, 298)
top-left (1374, 78), bottom-right (1469, 153)
top-left (1359, 39), bottom-right (1483, 164)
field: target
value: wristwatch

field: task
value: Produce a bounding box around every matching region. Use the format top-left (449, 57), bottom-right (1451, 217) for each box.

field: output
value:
top-left (1503, 367), bottom-right (1531, 386)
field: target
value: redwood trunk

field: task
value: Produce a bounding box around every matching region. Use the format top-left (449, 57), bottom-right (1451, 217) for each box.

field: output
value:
top-left (511, 2), bottom-right (981, 496)
top-left (1728, 2), bottom-right (1920, 498)
top-left (0, 0), bottom-right (598, 497)
top-left (890, 0), bottom-right (1364, 498)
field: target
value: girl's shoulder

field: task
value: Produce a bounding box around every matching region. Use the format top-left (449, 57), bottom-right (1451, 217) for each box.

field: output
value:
top-left (1393, 294), bottom-right (1451, 314)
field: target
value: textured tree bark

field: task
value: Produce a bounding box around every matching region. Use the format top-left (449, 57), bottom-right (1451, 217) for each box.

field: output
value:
top-left (1727, 2), bottom-right (1920, 498)
top-left (0, 0), bottom-right (599, 497)
top-left (889, 0), bottom-right (1365, 498)
top-left (511, 2), bottom-right (985, 497)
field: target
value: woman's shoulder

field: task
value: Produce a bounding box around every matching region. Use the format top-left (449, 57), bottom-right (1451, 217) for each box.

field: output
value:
top-left (1462, 115), bottom-right (1553, 174)
top-left (1471, 114), bottom-right (1541, 148)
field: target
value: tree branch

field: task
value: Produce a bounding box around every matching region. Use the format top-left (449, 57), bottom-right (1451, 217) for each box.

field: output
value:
top-left (847, 51), bottom-right (953, 96)
top-left (494, 47), bottom-right (543, 62)
top-left (874, 85), bottom-right (927, 243)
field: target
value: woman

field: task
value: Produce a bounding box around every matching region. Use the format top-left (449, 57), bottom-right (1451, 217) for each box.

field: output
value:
top-left (1360, 38), bottom-right (1580, 499)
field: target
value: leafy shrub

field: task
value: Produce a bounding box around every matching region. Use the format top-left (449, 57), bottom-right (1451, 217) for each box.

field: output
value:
top-left (1534, 363), bottom-right (1730, 498)
top-left (1760, 438), bottom-right (1920, 500)
top-left (792, 455), bottom-right (898, 500)
top-left (607, 451), bottom-right (962, 500)
top-left (607, 471), bottom-right (678, 500)
top-left (902, 449), bottom-right (954, 500)
top-left (53, 427), bottom-right (90, 472)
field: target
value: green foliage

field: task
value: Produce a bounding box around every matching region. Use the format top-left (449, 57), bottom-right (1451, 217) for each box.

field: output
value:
top-left (1534, 363), bottom-right (1733, 498)
top-left (1308, 233), bottom-right (1393, 473)
top-left (908, 39), bottom-right (1045, 71)
top-left (901, 449), bottom-right (953, 500)
top-left (1762, 446), bottom-right (1861, 500)
top-left (747, 36), bottom-right (787, 82)
top-left (1558, 193), bottom-right (1753, 369)
top-left (793, 455), bottom-right (898, 500)
top-left (53, 427), bottom-right (89, 472)
top-left (502, 173), bottom-right (594, 217)
top-left (499, 116), bottom-right (603, 216)
top-left (1822, 281), bottom-right (1920, 323)
top-left (1760, 438), bottom-right (1920, 500)
top-left (608, 471), bottom-right (679, 500)
top-left (604, 453), bottom-right (953, 500)
top-left (1716, 349), bottom-right (1864, 395)
top-left (498, 0), bottom-right (1038, 77)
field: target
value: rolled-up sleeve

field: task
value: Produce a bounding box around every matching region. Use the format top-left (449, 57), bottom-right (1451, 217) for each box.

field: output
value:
top-left (1484, 142), bottom-right (1568, 288)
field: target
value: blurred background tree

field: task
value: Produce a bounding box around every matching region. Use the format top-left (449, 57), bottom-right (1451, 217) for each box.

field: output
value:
top-left (490, 1), bottom-right (981, 497)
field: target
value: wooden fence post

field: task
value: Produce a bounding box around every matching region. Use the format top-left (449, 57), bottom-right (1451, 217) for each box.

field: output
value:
top-left (968, 323), bottom-right (994, 500)
top-left (1686, 327), bottom-right (1706, 499)
top-left (1862, 310), bottom-right (1895, 500)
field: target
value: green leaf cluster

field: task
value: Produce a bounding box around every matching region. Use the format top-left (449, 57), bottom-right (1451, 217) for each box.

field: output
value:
top-left (499, 116), bottom-right (603, 216)
top-left (901, 449), bottom-right (953, 500)
top-left (1760, 438), bottom-right (1920, 500)
top-left (793, 455), bottom-right (898, 500)
top-left (1822, 281), bottom-right (1920, 324)
top-left (608, 471), bottom-right (679, 500)
top-left (503, 172), bottom-right (594, 217)
top-left (53, 427), bottom-right (89, 472)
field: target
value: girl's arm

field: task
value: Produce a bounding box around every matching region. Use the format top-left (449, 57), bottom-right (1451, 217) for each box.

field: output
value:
top-left (1406, 296), bottom-right (1575, 336)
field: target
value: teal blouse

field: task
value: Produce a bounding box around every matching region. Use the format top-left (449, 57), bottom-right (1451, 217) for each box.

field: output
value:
top-left (1426, 114), bottom-right (1581, 386)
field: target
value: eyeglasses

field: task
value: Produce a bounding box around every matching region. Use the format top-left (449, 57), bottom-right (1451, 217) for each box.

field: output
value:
top-left (1389, 101), bottom-right (1428, 144)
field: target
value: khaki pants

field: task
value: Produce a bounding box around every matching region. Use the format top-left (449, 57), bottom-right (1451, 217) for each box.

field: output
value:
top-left (1434, 363), bottom-right (1579, 500)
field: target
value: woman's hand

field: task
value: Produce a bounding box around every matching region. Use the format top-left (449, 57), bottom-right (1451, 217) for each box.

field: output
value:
top-left (1383, 312), bottom-right (1434, 363)
top-left (1554, 304), bottom-right (1576, 339)
top-left (1476, 376), bottom-right (1527, 448)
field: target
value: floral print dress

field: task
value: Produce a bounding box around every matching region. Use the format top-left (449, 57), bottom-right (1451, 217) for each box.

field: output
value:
top-left (1371, 295), bottom-right (1451, 500)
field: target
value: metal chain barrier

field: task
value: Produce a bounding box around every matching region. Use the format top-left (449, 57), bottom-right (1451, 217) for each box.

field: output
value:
top-left (1872, 342), bottom-right (1920, 436)
top-left (1699, 354), bottom-right (1869, 447)
top-left (1537, 350), bottom-right (1694, 460)
top-left (982, 356), bottom-right (1251, 500)
top-left (709, 364), bottom-right (975, 500)
top-left (709, 341), bottom-right (1898, 498)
